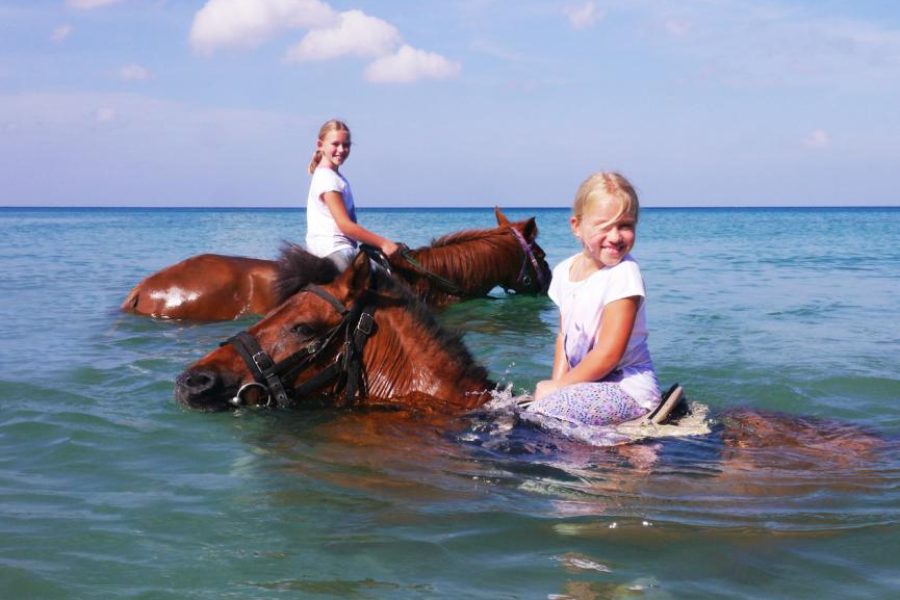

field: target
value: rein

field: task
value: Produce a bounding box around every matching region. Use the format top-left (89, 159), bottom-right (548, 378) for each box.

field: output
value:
top-left (222, 282), bottom-right (377, 409)
top-left (397, 246), bottom-right (466, 296)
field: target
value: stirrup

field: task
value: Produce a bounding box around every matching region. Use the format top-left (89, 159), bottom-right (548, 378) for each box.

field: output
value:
top-left (647, 383), bottom-right (685, 424)
top-left (620, 383), bottom-right (685, 427)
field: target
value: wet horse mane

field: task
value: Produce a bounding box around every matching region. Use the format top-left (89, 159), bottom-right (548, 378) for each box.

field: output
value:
top-left (273, 243), bottom-right (490, 388)
top-left (273, 243), bottom-right (341, 304)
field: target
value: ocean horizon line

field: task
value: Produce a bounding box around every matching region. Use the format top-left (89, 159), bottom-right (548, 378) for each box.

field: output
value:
top-left (2, 204), bottom-right (898, 211)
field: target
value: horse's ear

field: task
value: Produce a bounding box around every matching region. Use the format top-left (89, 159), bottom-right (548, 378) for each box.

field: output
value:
top-left (336, 251), bottom-right (372, 300)
top-left (522, 216), bottom-right (538, 241)
top-left (494, 206), bottom-right (511, 226)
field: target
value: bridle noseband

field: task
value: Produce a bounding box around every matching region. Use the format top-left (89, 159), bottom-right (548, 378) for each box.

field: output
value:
top-left (222, 281), bottom-right (377, 409)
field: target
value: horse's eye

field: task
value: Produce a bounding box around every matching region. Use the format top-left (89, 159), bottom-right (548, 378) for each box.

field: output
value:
top-left (291, 323), bottom-right (317, 337)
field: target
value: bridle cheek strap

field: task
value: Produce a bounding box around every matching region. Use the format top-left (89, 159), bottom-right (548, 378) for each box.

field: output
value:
top-left (508, 226), bottom-right (549, 293)
top-left (224, 331), bottom-right (292, 407)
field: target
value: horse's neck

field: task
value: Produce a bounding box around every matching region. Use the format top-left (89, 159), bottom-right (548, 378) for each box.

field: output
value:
top-left (411, 232), bottom-right (516, 294)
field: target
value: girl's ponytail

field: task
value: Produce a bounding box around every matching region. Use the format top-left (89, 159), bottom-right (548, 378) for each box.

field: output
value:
top-left (308, 150), bottom-right (322, 174)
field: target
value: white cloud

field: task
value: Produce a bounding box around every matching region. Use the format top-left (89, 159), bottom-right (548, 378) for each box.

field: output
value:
top-left (67, 0), bottom-right (123, 9)
top-left (119, 63), bottom-right (151, 82)
top-left (51, 24), bottom-right (73, 44)
top-left (364, 45), bottom-right (461, 84)
top-left (284, 10), bottom-right (400, 62)
top-left (189, 1), bottom-right (462, 84)
top-left (190, 0), bottom-right (337, 55)
top-left (804, 129), bottom-right (829, 148)
top-left (564, 2), bottom-right (603, 30)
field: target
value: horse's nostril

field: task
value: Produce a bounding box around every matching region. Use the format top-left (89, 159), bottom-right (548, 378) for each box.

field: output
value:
top-left (176, 368), bottom-right (217, 394)
top-left (175, 367), bottom-right (232, 410)
top-left (186, 371), bottom-right (212, 389)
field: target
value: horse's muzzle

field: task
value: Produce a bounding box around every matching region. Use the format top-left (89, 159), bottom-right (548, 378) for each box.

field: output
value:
top-left (174, 367), bottom-right (237, 411)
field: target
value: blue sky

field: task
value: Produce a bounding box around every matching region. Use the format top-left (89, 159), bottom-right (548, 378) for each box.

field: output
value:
top-left (1, 0), bottom-right (899, 207)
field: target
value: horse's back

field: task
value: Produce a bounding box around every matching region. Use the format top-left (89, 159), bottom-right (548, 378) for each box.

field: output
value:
top-left (121, 254), bottom-right (278, 320)
top-left (718, 407), bottom-right (886, 468)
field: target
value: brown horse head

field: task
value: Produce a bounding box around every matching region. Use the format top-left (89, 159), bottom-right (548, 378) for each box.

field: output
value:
top-left (493, 207), bottom-right (552, 295)
top-left (175, 249), bottom-right (493, 413)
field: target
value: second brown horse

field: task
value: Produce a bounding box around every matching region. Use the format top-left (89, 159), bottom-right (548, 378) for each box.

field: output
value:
top-left (122, 207), bottom-right (550, 320)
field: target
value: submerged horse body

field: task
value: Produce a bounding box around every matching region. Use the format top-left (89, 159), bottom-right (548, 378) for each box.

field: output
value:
top-left (123, 208), bottom-right (550, 320)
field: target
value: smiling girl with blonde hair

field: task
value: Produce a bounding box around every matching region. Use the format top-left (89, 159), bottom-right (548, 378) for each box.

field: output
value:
top-left (526, 171), bottom-right (661, 426)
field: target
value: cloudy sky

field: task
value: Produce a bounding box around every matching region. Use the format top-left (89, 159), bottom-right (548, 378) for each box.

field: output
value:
top-left (1, 0), bottom-right (899, 207)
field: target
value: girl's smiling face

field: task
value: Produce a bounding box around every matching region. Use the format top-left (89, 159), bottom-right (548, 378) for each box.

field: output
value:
top-left (571, 195), bottom-right (636, 268)
top-left (317, 130), bottom-right (351, 170)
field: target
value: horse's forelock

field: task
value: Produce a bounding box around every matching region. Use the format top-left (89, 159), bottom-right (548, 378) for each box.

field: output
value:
top-left (274, 243), bottom-right (340, 304)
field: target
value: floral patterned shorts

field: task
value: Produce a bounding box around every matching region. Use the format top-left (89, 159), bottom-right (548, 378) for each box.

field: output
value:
top-left (526, 382), bottom-right (648, 427)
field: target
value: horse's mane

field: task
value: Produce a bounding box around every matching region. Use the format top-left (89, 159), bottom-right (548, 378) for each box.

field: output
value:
top-left (409, 225), bottom-right (523, 290)
top-left (392, 277), bottom-right (491, 386)
top-left (274, 243), bottom-right (340, 304)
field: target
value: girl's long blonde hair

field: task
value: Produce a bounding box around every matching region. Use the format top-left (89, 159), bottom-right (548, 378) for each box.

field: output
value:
top-left (308, 119), bottom-right (351, 174)
top-left (572, 172), bottom-right (640, 224)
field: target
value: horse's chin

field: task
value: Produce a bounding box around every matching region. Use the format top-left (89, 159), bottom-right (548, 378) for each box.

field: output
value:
top-left (174, 367), bottom-right (242, 412)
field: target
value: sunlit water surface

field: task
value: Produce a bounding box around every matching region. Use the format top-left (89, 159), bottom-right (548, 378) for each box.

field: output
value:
top-left (1, 207), bottom-right (898, 599)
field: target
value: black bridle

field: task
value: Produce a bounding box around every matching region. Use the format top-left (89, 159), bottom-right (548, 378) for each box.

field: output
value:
top-left (505, 226), bottom-right (550, 295)
top-left (221, 282), bottom-right (377, 409)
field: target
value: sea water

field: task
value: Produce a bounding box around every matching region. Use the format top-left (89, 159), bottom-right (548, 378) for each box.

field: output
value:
top-left (1, 206), bottom-right (898, 598)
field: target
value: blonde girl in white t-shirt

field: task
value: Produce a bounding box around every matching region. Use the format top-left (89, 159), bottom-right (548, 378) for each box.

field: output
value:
top-left (526, 172), bottom-right (661, 426)
top-left (305, 119), bottom-right (401, 270)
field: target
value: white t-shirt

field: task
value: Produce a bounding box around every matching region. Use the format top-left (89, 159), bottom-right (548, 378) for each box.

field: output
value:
top-left (548, 253), bottom-right (661, 409)
top-left (305, 168), bottom-right (357, 257)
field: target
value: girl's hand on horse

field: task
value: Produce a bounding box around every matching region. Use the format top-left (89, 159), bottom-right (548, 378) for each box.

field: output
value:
top-left (534, 379), bottom-right (561, 402)
top-left (380, 240), bottom-right (401, 258)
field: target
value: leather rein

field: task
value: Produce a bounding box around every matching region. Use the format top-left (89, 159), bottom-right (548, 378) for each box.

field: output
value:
top-left (222, 280), bottom-right (377, 409)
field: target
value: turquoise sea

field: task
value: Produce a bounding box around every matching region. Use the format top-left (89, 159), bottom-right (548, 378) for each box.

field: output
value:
top-left (1, 206), bottom-right (899, 599)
